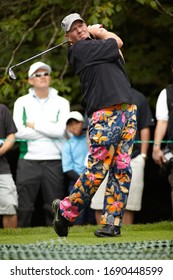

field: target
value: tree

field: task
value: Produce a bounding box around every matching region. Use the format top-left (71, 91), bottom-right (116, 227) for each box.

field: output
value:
top-left (0, 0), bottom-right (172, 111)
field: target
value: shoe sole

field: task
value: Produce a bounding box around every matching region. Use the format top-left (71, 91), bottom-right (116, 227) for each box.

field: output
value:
top-left (53, 219), bottom-right (68, 237)
top-left (94, 231), bottom-right (121, 238)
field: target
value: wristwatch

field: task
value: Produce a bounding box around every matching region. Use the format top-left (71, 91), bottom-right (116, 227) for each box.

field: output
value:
top-left (141, 153), bottom-right (147, 159)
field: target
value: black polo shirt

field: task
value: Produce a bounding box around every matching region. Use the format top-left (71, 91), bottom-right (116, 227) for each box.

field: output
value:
top-left (68, 38), bottom-right (133, 116)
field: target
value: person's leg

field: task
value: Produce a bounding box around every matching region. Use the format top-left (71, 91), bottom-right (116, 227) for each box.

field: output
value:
top-left (0, 174), bottom-right (18, 228)
top-left (73, 209), bottom-right (87, 225)
top-left (41, 160), bottom-right (65, 226)
top-left (68, 179), bottom-right (86, 225)
top-left (168, 167), bottom-right (173, 219)
top-left (95, 210), bottom-right (102, 224)
top-left (85, 206), bottom-right (96, 225)
top-left (122, 154), bottom-right (145, 224)
top-left (122, 210), bottom-right (134, 224)
top-left (95, 104), bottom-right (137, 236)
top-left (90, 173), bottom-right (108, 224)
top-left (52, 107), bottom-right (117, 235)
top-left (58, 107), bottom-right (118, 223)
top-left (16, 159), bottom-right (41, 227)
top-left (53, 104), bottom-right (137, 236)
top-left (3, 215), bottom-right (17, 228)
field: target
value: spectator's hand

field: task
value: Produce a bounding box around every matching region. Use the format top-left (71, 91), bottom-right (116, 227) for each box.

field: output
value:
top-left (26, 122), bottom-right (35, 129)
top-left (152, 148), bottom-right (165, 167)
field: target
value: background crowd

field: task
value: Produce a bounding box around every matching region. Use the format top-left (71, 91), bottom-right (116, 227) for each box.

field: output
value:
top-left (0, 57), bottom-right (173, 229)
top-left (0, 1), bottom-right (173, 228)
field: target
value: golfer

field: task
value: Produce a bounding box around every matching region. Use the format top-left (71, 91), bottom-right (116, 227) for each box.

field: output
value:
top-left (52, 13), bottom-right (137, 237)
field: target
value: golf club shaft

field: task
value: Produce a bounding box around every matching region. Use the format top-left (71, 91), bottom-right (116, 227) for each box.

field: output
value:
top-left (10, 41), bottom-right (68, 70)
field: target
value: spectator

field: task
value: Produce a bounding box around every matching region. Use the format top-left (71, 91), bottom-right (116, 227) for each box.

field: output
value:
top-left (91, 88), bottom-right (155, 224)
top-left (0, 104), bottom-right (18, 228)
top-left (152, 59), bottom-right (173, 219)
top-left (52, 13), bottom-right (137, 238)
top-left (61, 111), bottom-right (96, 225)
top-left (13, 61), bottom-right (70, 227)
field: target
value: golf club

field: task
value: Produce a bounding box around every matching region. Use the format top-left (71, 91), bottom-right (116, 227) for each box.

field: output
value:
top-left (8, 41), bottom-right (68, 79)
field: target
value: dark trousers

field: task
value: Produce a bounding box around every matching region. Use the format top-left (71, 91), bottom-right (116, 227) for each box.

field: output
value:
top-left (16, 159), bottom-right (65, 227)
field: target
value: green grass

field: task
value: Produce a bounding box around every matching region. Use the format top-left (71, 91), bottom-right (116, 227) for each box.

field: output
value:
top-left (0, 221), bottom-right (172, 245)
top-left (0, 221), bottom-right (172, 259)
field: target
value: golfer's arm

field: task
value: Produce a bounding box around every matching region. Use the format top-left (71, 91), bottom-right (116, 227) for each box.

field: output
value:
top-left (97, 30), bottom-right (123, 48)
top-left (97, 29), bottom-right (124, 60)
top-left (88, 25), bottom-right (123, 48)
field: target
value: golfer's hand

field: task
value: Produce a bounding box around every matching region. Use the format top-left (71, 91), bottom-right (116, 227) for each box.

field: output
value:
top-left (152, 148), bottom-right (165, 167)
top-left (87, 24), bottom-right (104, 37)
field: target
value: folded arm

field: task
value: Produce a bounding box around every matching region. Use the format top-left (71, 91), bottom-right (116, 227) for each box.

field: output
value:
top-left (0, 133), bottom-right (15, 157)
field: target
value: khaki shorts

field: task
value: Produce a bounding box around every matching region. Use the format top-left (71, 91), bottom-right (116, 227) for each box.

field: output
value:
top-left (0, 174), bottom-right (18, 215)
top-left (90, 154), bottom-right (145, 211)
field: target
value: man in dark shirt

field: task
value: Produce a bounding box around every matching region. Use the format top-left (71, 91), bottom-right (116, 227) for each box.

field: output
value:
top-left (0, 104), bottom-right (18, 228)
top-left (52, 13), bottom-right (137, 237)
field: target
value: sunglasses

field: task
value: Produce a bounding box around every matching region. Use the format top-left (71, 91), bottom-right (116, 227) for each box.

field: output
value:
top-left (31, 72), bottom-right (50, 78)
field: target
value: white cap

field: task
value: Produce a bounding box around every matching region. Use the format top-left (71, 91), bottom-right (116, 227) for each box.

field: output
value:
top-left (61, 13), bottom-right (85, 33)
top-left (66, 111), bottom-right (84, 124)
top-left (28, 62), bottom-right (51, 78)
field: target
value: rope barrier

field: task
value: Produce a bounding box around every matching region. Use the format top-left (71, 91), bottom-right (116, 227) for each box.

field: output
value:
top-left (1, 139), bottom-right (173, 144)
top-left (0, 139), bottom-right (66, 143)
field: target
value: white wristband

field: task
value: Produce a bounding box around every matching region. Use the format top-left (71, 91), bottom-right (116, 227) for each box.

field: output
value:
top-left (141, 153), bottom-right (147, 159)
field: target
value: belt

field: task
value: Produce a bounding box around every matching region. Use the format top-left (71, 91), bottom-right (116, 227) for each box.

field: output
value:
top-left (104, 103), bottom-right (133, 111)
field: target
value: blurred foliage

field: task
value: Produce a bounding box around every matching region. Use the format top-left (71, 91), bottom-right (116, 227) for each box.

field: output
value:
top-left (0, 0), bottom-right (173, 112)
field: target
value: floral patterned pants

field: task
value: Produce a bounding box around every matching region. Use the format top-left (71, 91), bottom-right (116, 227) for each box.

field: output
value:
top-left (60, 103), bottom-right (137, 226)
